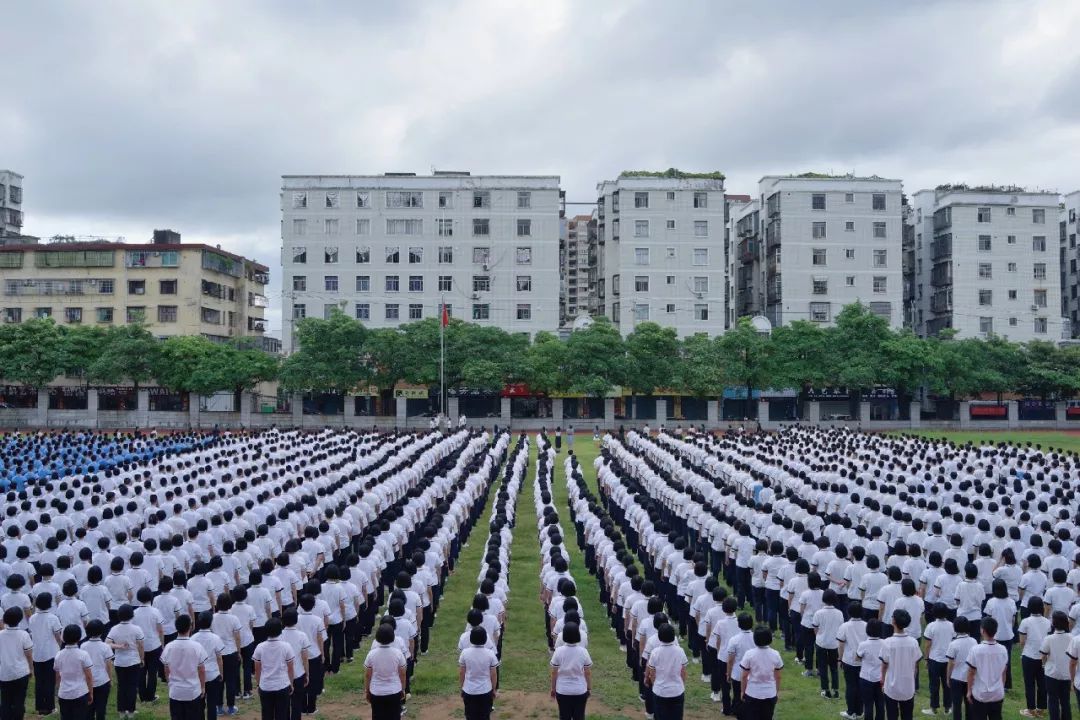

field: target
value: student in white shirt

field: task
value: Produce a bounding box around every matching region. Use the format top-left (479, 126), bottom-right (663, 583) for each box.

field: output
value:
top-left (1018, 596), bottom-right (1050, 717)
top-left (54, 624), bottom-right (93, 720)
top-left (856, 619), bottom-right (886, 720)
top-left (922, 602), bottom-right (955, 716)
top-left (739, 626), bottom-right (783, 720)
top-left (0, 606), bottom-right (33, 720)
top-left (80, 620), bottom-right (113, 720)
top-left (364, 624), bottom-right (406, 720)
top-left (279, 609), bottom-right (310, 720)
top-left (880, 608), bottom-right (922, 720)
top-left (945, 616), bottom-right (977, 720)
top-left (1040, 611), bottom-right (1071, 720)
top-left (160, 615), bottom-right (208, 720)
top-left (192, 612), bottom-right (225, 720)
top-left (814, 588), bottom-right (843, 699)
top-left (252, 618), bottom-right (295, 720)
top-left (105, 604), bottom-right (144, 720)
top-left (646, 624), bottom-right (688, 720)
top-left (965, 617), bottom-right (1008, 720)
top-left (549, 623), bottom-right (590, 720)
top-left (459, 627), bottom-right (499, 720)
top-left (837, 600), bottom-right (868, 720)
top-left (981, 579), bottom-right (1016, 691)
top-left (29, 591), bottom-right (62, 716)
top-left (132, 587), bottom-right (165, 703)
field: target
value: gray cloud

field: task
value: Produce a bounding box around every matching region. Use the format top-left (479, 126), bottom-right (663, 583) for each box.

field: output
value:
top-left (4, 0), bottom-right (1080, 336)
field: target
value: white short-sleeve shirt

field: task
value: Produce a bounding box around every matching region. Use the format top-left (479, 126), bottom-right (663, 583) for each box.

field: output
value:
top-left (364, 643), bottom-right (406, 697)
top-left (458, 645), bottom-right (499, 695)
top-left (966, 641), bottom-right (1008, 702)
top-left (880, 632), bottom-right (922, 701)
top-left (252, 638), bottom-right (295, 692)
top-left (647, 641), bottom-right (688, 699)
top-left (740, 646), bottom-right (783, 700)
top-left (161, 637), bottom-right (210, 701)
top-left (54, 646), bottom-right (93, 700)
top-left (550, 643), bottom-right (592, 696)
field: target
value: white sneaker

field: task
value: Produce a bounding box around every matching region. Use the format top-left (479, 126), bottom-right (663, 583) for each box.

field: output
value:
top-left (712, 693), bottom-right (721, 703)
top-left (922, 710), bottom-right (938, 717)
top-left (701, 674), bottom-right (709, 683)
top-left (840, 713), bottom-right (854, 720)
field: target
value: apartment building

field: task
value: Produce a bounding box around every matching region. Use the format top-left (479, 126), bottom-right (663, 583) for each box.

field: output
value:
top-left (910, 186), bottom-right (1062, 340)
top-left (596, 172), bottom-right (727, 336)
top-left (0, 231), bottom-right (270, 343)
top-left (280, 172), bottom-right (561, 351)
top-left (0, 170), bottom-right (24, 240)
top-left (727, 198), bottom-right (762, 325)
top-left (1062, 190), bottom-right (1080, 338)
top-left (760, 174), bottom-right (903, 328)
top-left (560, 213), bottom-right (598, 324)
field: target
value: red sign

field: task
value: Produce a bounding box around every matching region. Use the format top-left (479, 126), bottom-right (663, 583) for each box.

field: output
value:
top-left (970, 405), bottom-right (1007, 418)
top-left (501, 383), bottom-right (535, 397)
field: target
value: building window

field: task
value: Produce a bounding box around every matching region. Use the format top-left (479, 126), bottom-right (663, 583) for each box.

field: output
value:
top-left (385, 304), bottom-right (399, 320)
top-left (96, 307), bottom-right (112, 323)
top-left (693, 276), bottom-right (708, 293)
top-left (356, 191), bottom-right (370, 208)
top-left (813, 279), bottom-right (828, 295)
top-left (666, 303), bottom-right (675, 313)
top-left (845, 193), bottom-right (854, 203)
top-left (694, 220), bottom-right (709, 237)
top-left (812, 248), bottom-right (827, 266)
top-left (977, 207), bottom-right (991, 223)
top-left (355, 275), bottom-right (370, 292)
top-left (634, 275), bottom-right (649, 292)
top-left (873, 222), bottom-right (887, 239)
top-left (632, 303), bottom-right (650, 321)
top-left (1035, 317), bottom-right (1047, 334)
top-left (385, 247), bottom-right (400, 263)
top-left (516, 303), bottom-right (531, 320)
top-left (514, 191), bottom-right (531, 209)
top-left (516, 247), bottom-right (532, 264)
top-left (409, 247), bottom-right (423, 264)
top-left (693, 192), bottom-right (708, 209)
top-left (323, 191), bottom-right (339, 208)
top-left (385, 191), bottom-right (423, 208)
top-left (292, 275), bottom-right (306, 291)
top-left (64, 307), bottom-right (82, 324)
top-left (408, 275), bottom-right (423, 292)
top-left (385, 276), bottom-right (399, 292)
top-left (1033, 208), bottom-right (1046, 224)
top-left (159, 279), bottom-right (177, 295)
top-left (693, 248), bottom-right (708, 265)
top-left (128, 280), bottom-right (146, 295)
top-left (324, 275), bottom-right (339, 292)
top-left (437, 219), bottom-right (453, 237)
top-left (810, 302), bottom-right (830, 322)
top-left (874, 249), bottom-right (888, 268)
top-left (1034, 289), bottom-right (1048, 307)
top-left (408, 304), bottom-right (423, 320)
top-left (472, 303), bottom-right (490, 320)
top-left (324, 218), bottom-right (339, 235)
top-left (99, 280), bottom-right (114, 294)
top-left (473, 276), bottom-right (491, 292)
top-left (978, 289), bottom-right (992, 306)
top-left (292, 304), bottom-right (306, 320)
top-left (979, 316), bottom-right (993, 334)
top-left (666, 275), bottom-right (675, 285)
top-left (126, 306), bottom-right (145, 323)
top-left (292, 219), bottom-right (306, 236)
top-left (812, 222), bottom-right (826, 239)
top-left (292, 192), bottom-right (307, 209)
top-left (1007, 262), bottom-right (1017, 272)
top-left (871, 276), bottom-right (887, 293)
top-left (845, 221), bottom-right (855, 232)
top-left (612, 275), bottom-right (620, 295)
top-left (872, 194), bottom-right (886, 211)
top-left (157, 305), bottom-right (177, 323)
top-left (977, 263), bottom-right (992, 279)
top-left (473, 219), bottom-right (490, 236)
top-left (1034, 263), bottom-right (1047, 280)
top-left (473, 247), bottom-right (491, 265)
top-left (473, 192), bottom-right (490, 208)
top-left (438, 246), bottom-right (453, 264)
top-left (665, 219), bottom-right (676, 230)
top-left (438, 191), bottom-right (453, 209)
top-left (355, 303), bottom-right (370, 321)
top-left (978, 235), bottom-right (992, 251)
top-left (1008, 289), bottom-right (1017, 300)
top-left (845, 248), bottom-right (855, 260)
top-left (811, 193), bottom-right (826, 210)
top-left (1033, 235), bottom-right (1047, 252)
top-left (666, 191), bottom-right (676, 201)
top-left (694, 304), bottom-right (709, 321)
top-left (666, 247), bottom-right (676, 259)
top-left (386, 219), bottom-right (423, 235)
top-left (517, 219), bottom-right (532, 237)
top-left (516, 275), bottom-right (532, 292)
top-left (438, 275), bottom-right (452, 292)
top-left (631, 247), bottom-right (650, 265)
top-left (846, 275), bottom-right (855, 287)
top-left (634, 220), bottom-right (649, 237)
top-left (1007, 235), bottom-right (1016, 244)
top-left (355, 219), bottom-right (370, 235)
top-left (634, 192), bottom-right (649, 209)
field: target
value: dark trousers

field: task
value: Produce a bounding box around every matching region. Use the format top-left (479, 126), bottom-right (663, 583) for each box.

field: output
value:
top-left (765, 589), bottom-right (780, 631)
top-left (653, 693), bottom-right (684, 720)
top-left (205, 678), bottom-right (222, 719)
top-left (289, 679), bottom-right (304, 720)
top-left (713, 659), bottom-right (731, 712)
top-left (222, 652), bottom-right (240, 707)
top-left (90, 683), bottom-right (110, 720)
top-left (462, 691), bottom-right (494, 720)
top-left (1022, 655), bottom-right (1047, 710)
top-left (304, 657), bottom-right (324, 713)
top-left (241, 643), bottom-right (255, 696)
top-left (327, 623), bottom-right (344, 673)
top-left (1047, 677), bottom-right (1071, 720)
top-left (115, 664), bottom-right (140, 713)
top-left (141, 646), bottom-right (162, 701)
top-left (554, 692), bottom-right (588, 720)
top-left (34, 659), bottom-right (56, 714)
top-left (817, 646), bottom-right (839, 692)
top-left (860, 678), bottom-right (884, 720)
top-left (169, 697), bottom-right (204, 720)
top-left (798, 626), bottom-right (815, 669)
top-left (884, 695), bottom-right (914, 720)
top-left (928, 658), bottom-right (952, 710)
top-left (58, 694), bottom-right (89, 720)
top-left (258, 688), bottom-right (289, 720)
top-left (344, 618), bottom-right (360, 660)
top-left (842, 662), bottom-right (861, 716)
top-left (950, 680), bottom-right (969, 720)
top-left (970, 699), bottom-right (1002, 720)
top-left (742, 695), bottom-right (777, 720)
top-left (0, 675), bottom-right (29, 720)
top-left (369, 693), bottom-right (402, 720)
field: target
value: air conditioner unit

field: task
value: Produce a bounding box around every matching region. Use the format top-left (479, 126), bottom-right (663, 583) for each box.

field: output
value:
top-left (482, 263), bottom-right (490, 271)
top-left (86, 279), bottom-right (97, 286)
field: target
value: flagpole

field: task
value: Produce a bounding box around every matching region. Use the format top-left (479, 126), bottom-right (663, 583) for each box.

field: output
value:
top-left (440, 296), bottom-right (446, 420)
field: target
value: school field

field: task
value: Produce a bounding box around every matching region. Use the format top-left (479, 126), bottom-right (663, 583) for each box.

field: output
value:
top-left (40, 429), bottom-right (1058, 720)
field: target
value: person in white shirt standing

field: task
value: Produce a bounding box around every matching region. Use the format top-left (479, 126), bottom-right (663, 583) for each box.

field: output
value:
top-left (364, 624), bottom-right (406, 720)
top-left (161, 615), bottom-right (207, 720)
top-left (53, 624), bottom-right (93, 720)
top-left (105, 604), bottom-right (144, 720)
top-left (549, 624), bottom-right (590, 720)
top-left (252, 619), bottom-right (294, 720)
top-left (1017, 596), bottom-right (1050, 718)
top-left (459, 627), bottom-right (499, 720)
top-left (965, 617), bottom-right (1008, 720)
top-left (646, 624), bottom-right (687, 720)
top-left (1039, 611), bottom-right (1071, 720)
top-left (29, 592), bottom-right (62, 716)
top-left (739, 626), bottom-right (783, 720)
top-left (0, 606), bottom-right (34, 720)
top-left (880, 609), bottom-right (922, 720)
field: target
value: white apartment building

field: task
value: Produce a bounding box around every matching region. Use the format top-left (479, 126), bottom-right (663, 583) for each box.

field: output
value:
top-left (760, 175), bottom-right (904, 328)
top-left (596, 173), bottom-right (727, 336)
top-left (560, 213), bottom-right (598, 324)
top-left (727, 198), bottom-right (762, 325)
top-left (0, 170), bottom-right (24, 240)
top-left (910, 186), bottom-right (1062, 341)
top-left (280, 172), bottom-right (561, 351)
top-left (1062, 191), bottom-right (1080, 337)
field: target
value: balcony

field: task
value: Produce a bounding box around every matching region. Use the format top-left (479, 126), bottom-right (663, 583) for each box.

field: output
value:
top-left (926, 316), bottom-right (953, 336)
top-left (738, 239), bottom-right (758, 264)
top-left (767, 277), bottom-right (782, 305)
top-left (248, 293), bottom-right (269, 308)
top-left (930, 262), bottom-right (952, 288)
top-left (931, 234), bottom-right (952, 260)
top-left (765, 220), bottom-right (781, 252)
top-left (247, 316), bottom-right (266, 332)
top-left (766, 193), bottom-right (781, 218)
top-left (930, 290), bottom-right (952, 313)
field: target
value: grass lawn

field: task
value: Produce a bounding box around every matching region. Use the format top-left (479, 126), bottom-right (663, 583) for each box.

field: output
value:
top-left (895, 429), bottom-right (1080, 454)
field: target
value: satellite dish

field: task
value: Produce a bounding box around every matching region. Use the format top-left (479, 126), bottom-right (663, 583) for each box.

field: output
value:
top-left (572, 315), bottom-right (594, 331)
top-left (749, 315), bottom-right (772, 335)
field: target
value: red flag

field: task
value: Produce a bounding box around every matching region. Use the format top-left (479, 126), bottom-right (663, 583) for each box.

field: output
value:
top-left (441, 303), bottom-right (449, 327)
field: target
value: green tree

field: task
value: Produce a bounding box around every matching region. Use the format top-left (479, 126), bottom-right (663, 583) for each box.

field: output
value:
top-left (459, 359), bottom-right (504, 391)
top-left (675, 333), bottom-right (724, 398)
top-left (189, 344), bottom-right (279, 397)
top-left (623, 323), bottom-right (679, 394)
top-left (87, 324), bottom-right (161, 392)
top-left (948, 335), bottom-right (1022, 400)
top-left (562, 318), bottom-right (626, 397)
top-left (154, 336), bottom-right (216, 393)
top-left (0, 319), bottom-right (64, 389)
top-left (717, 318), bottom-right (770, 400)
top-left (768, 321), bottom-right (830, 391)
top-left (362, 328), bottom-right (407, 390)
top-left (279, 310), bottom-right (369, 392)
top-left (880, 330), bottom-right (939, 401)
top-left (830, 302), bottom-right (892, 394)
top-left (58, 325), bottom-right (106, 386)
top-left (1017, 341), bottom-right (1080, 399)
top-left (521, 331), bottom-right (568, 395)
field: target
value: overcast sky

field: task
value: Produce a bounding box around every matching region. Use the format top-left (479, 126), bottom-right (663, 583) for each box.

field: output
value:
top-left (5, 0), bottom-right (1080, 336)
